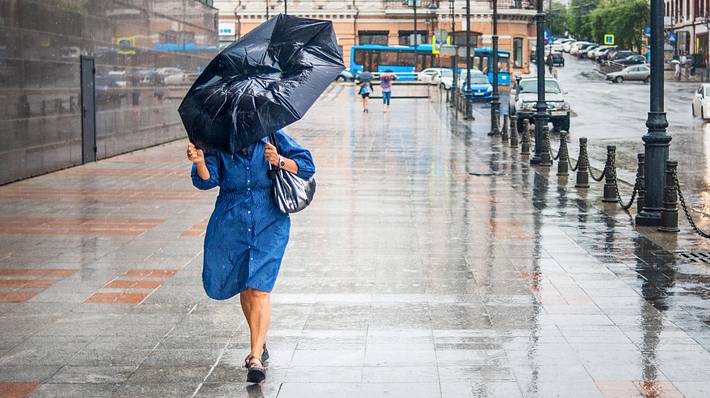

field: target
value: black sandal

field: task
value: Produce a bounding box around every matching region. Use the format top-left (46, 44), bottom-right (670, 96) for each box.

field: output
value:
top-left (244, 344), bottom-right (269, 368)
top-left (246, 356), bottom-right (266, 383)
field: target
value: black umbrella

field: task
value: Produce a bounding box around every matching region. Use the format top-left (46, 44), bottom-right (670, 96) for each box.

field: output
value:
top-left (178, 14), bottom-right (345, 153)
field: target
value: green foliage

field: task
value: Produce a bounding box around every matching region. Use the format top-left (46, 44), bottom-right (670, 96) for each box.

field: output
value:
top-left (548, 1), bottom-right (568, 37)
top-left (565, 0), bottom-right (649, 51)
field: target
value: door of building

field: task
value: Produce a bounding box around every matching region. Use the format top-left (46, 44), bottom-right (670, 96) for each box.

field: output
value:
top-left (80, 56), bottom-right (96, 163)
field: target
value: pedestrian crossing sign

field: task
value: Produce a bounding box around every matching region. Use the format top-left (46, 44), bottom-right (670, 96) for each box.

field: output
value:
top-left (604, 34), bottom-right (615, 45)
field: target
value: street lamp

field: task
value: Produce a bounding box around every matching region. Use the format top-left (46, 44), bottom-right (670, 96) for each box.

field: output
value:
top-left (531, 0), bottom-right (547, 164)
top-left (489, 0), bottom-right (500, 136)
top-left (465, 0), bottom-right (474, 120)
top-left (636, 0), bottom-right (671, 226)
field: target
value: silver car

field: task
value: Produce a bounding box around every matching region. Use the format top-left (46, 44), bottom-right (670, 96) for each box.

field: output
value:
top-left (606, 65), bottom-right (650, 83)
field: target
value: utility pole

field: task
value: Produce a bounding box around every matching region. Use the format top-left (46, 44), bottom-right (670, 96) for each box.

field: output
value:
top-left (284, 0), bottom-right (287, 15)
top-left (266, 0), bottom-right (270, 19)
top-left (636, 0), bottom-right (671, 226)
top-left (414, 0), bottom-right (418, 67)
top-left (489, 0), bottom-right (500, 136)
top-left (531, 0), bottom-right (547, 164)
top-left (465, 0), bottom-right (474, 120)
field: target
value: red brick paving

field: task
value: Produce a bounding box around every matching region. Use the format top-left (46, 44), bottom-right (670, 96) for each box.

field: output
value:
top-left (84, 292), bottom-right (148, 304)
top-left (84, 269), bottom-right (177, 305)
top-left (0, 382), bottom-right (39, 398)
top-left (0, 269), bottom-right (79, 302)
top-left (0, 216), bottom-right (164, 237)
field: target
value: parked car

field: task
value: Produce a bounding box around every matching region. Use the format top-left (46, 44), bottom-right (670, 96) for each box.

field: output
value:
top-left (606, 50), bottom-right (637, 64)
top-left (580, 45), bottom-right (599, 58)
top-left (510, 76), bottom-right (570, 132)
top-left (163, 71), bottom-right (199, 85)
top-left (570, 41), bottom-right (593, 55)
top-left (439, 68), bottom-right (478, 90)
top-left (458, 71), bottom-right (493, 101)
top-left (595, 46), bottom-right (618, 62)
top-left (563, 40), bottom-right (586, 52)
top-left (615, 54), bottom-right (647, 66)
top-left (550, 52), bottom-right (565, 67)
top-left (418, 68), bottom-right (446, 84)
top-left (692, 84), bottom-right (710, 120)
top-left (336, 70), bottom-right (354, 81)
top-left (606, 65), bottom-right (650, 83)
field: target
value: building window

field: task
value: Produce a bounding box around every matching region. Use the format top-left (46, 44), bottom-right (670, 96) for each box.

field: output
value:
top-left (451, 31), bottom-right (481, 47)
top-left (358, 31), bottom-right (389, 45)
top-left (513, 37), bottom-right (524, 68)
top-left (398, 30), bottom-right (427, 46)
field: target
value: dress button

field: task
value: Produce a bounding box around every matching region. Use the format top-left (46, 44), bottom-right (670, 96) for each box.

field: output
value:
top-left (248, 211), bottom-right (251, 214)
top-left (248, 229), bottom-right (252, 232)
top-left (247, 180), bottom-right (250, 183)
top-left (250, 258), bottom-right (254, 261)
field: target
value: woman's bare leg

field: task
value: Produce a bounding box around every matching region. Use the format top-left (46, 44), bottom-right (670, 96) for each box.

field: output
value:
top-left (243, 288), bottom-right (271, 360)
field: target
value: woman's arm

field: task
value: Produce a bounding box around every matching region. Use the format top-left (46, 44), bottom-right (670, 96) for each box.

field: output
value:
top-left (264, 142), bottom-right (299, 174)
top-left (187, 143), bottom-right (220, 190)
top-left (265, 131), bottom-right (316, 179)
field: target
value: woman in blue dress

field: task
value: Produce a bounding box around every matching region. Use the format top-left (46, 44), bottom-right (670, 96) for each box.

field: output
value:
top-left (186, 130), bottom-right (315, 383)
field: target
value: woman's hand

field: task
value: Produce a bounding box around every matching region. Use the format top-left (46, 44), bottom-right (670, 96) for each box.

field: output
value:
top-left (264, 142), bottom-right (280, 167)
top-left (187, 143), bottom-right (204, 164)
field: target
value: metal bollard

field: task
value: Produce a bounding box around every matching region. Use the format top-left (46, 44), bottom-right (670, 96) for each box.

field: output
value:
top-left (636, 153), bottom-right (646, 215)
top-left (520, 119), bottom-right (531, 155)
top-left (658, 160), bottom-right (680, 233)
top-left (602, 146), bottom-right (618, 203)
top-left (510, 114), bottom-right (519, 148)
top-left (539, 127), bottom-right (553, 167)
top-left (575, 137), bottom-right (590, 188)
top-left (501, 114), bottom-right (509, 142)
top-left (557, 131), bottom-right (569, 177)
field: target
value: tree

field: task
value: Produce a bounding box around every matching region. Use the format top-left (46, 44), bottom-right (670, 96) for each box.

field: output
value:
top-left (589, 0), bottom-right (649, 51)
top-left (567, 0), bottom-right (601, 40)
top-left (548, 1), bottom-right (569, 37)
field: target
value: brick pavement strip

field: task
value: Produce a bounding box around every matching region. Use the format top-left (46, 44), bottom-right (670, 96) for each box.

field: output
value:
top-left (1, 86), bottom-right (710, 397)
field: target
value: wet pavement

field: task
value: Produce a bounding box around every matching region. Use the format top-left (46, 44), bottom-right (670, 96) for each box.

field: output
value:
top-left (1, 83), bottom-right (710, 397)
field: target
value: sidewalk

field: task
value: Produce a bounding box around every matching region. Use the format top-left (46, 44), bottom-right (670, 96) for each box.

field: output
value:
top-left (1, 84), bottom-right (710, 397)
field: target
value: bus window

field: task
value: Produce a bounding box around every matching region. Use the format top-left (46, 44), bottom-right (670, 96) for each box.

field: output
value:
top-left (398, 51), bottom-right (415, 67)
top-left (354, 49), bottom-right (366, 65)
top-left (473, 56), bottom-right (481, 71)
top-left (380, 50), bottom-right (398, 65)
top-left (498, 58), bottom-right (510, 73)
top-left (480, 56), bottom-right (489, 74)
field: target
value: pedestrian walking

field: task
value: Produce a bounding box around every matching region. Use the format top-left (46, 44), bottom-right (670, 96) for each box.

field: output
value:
top-left (187, 132), bottom-right (315, 383)
top-left (380, 71), bottom-right (396, 113)
top-left (358, 81), bottom-right (372, 112)
top-left (546, 53), bottom-right (554, 75)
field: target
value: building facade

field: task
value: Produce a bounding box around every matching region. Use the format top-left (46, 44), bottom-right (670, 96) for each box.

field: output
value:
top-left (0, 0), bottom-right (218, 185)
top-left (214, 0), bottom-right (537, 74)
top-left (665, 0), bottom-right (710, 63)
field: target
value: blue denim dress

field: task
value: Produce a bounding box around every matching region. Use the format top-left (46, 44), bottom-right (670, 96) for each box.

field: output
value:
top-left (191, 130), bottom-right (315, 300)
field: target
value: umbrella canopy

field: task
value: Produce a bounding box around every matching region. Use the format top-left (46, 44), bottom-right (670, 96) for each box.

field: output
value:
top-left (178, 14), bottom-right (345, 153)
top-left (357, 71), bottom-right (373, 82)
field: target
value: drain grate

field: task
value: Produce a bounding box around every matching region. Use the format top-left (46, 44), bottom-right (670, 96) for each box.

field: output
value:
top-left (675, 251), bottom-right (710, 264)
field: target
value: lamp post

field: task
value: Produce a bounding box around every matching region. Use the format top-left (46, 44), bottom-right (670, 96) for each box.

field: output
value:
top-left (531, 0), bottom-right (547, 164)
top-left (413, 0), bottom-right (418, 54)
top-left (636, 0), bottom-right (671, 226)
top-left (284, 0), bottom-right (287, 15)
top-left (489, 0), bottom-right (500, 136)
top-left (465, 0), bottom-right (474, 120)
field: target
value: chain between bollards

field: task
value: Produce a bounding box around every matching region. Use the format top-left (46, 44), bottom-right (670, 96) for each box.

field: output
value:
top-left (671, 166), bottom-right (710, 238)
top-left (588, 148), bottom-right (606, 182)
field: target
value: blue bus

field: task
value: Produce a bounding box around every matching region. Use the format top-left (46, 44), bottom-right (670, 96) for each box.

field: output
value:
top-left (349, 44), bottom-right (510, 85)
top-left (349, 44), bottom-right (437, 80)
top-left (473, 48), bottom-right (511, 86)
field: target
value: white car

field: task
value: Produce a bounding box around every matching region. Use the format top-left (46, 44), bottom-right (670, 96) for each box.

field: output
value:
top-left (692, 84), bottom-right (710, 120)
top-left (418, 68), bottom-right (446, 84)
top-left (570, 41), bottom-right (592, 55)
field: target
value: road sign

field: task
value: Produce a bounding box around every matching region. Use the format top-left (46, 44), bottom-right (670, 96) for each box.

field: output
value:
top-left (604, 34), bottom-right (615, 45)
top-left (668, 32), bottom-right (676, 42)
top-left (644, 26), bottom-right (651, 37)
